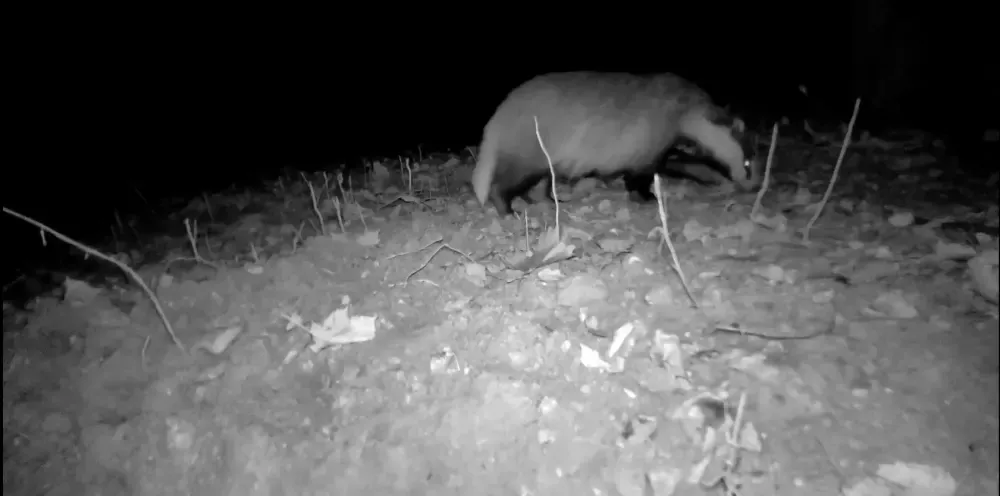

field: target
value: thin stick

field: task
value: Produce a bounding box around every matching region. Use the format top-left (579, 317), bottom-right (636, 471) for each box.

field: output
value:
top-left (386, 236), bottom-right (445, 260)
top-left (132, 187), bottom-right (149, 209)
top-left (322, 172), bottom-right (332, 203)
top-left (534, 116), bottom-right (559, 237)
top-left (182, 218), bottom-right (217, 268)
top-left (357, 204), bottom-right (368, 232)
top-left (126, 215), bottom-right (140, 242)
top-left (291, 220), bottom-right (305, 253)
top-left (141, 334), bottom-right (151, 372)
top-left (114, 210), bottom-right (125, 237)
top-left (722, 393), bottom-right (748, 496)
top-left (405, 158), bottom-right (413, 194)
top-left (652, 175), bottom-right (698, 308)
top-left (332, 197), bottom-right (345, 233)
top-left (334, 171), bottom-right (346, 205)
top-left (385, 237), bottom-right (476, 285)
top-left (111, 225), bottom-right (121, 253)
top-left (523, 213), bottom-right (530, 253)
top-left (249, 243), bottom-right (260, 264)
top-left (751, 123), bottom-right (779, 219)
top-left (202, 192), bottom-right (214, 223)
top-left (302, 173), bottom-right (327, 235)
top-left (2, 274), bottom-right (27, 294)
top-left (3, 207), bottom-right (186, 353)
top-left (803, 98), bottom-right (861, 242)
top-left (401, 243), bottom-right (475, 284)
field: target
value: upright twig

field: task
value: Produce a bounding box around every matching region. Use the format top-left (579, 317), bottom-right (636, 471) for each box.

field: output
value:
top-left (334, 171), bottom-right (347, 205)
top-left (804, 98), bottom-right (861, 242)
top-left (182, 218), bottom-right (217, 268)
top-left (401, 157), bottom-right (414, 194)
top-left (652, 175), bottom-right (698, 308)
top-left (110, 225), bottom-right (121, 253)
top-left (113, 210), bottom-right (125, 239)
top-left (3, 207), bottom-right (186, 353)
top-left (332, 197), bottom-right (346, 233)
top-left (533, 115), bottom-right (560, 237)
top-left (751, 123), bottom-right (779, 219)
top-left (357, 204), bottom-right (369, 232)
top-left (202, 192), bottom-right (214, 223)
top-left (302, 173), bottom-right (327, 235)
top-left (132, 186), bottom-right (150, 210)
top-left (291, 220), bottom-right (306, 252)
top-left (721, 393), bottom-right (748, 496)
top-left (523, 213), bottom-right (530, 253)
top-left (322, 172), bottom-right (332, 203)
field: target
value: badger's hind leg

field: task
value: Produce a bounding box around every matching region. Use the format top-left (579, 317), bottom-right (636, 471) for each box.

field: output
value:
top-left (524, 175), bottom-right (554, 204)
top-left (622, 171), bottom-right (656, 203)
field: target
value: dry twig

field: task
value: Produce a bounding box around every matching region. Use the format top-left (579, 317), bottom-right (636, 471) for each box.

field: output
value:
top-left (652, 175), bottom-right (698, 308)
top-left (302, 173), bottom-right (327, 235)
top-left (751, 123), bottom-right (779, 219)
top-left (804, 98), bottom-right (861, 242)
top-left (202, 192), bottom-right (214, 223)
top-left (3, 207), bottom-right (186, 353)
top-left (534, 115), bottom-right (560, 237)
top-left (182, 218), bottom-right (218, 268)
top-left (332, 197), bottom-right (346, 233)
top-left (385, 236), bottom-right (476, 285)
top-left (721, 393), bottom-right (748, 496)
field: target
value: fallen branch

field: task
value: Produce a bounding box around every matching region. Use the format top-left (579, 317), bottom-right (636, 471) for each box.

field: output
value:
top-left (385, 236), bottom-right (476, 285)
top-left (2, 274), bottom-right (27, 294)
top-left (804, 98), bottom-right (861, 242)
top-left (652, 175), bottom-right (698, 308)
top-left (2, 207), bottom-right (186, 353)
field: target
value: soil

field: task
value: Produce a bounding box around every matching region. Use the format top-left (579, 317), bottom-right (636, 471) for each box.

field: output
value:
top-left (3, 146), bottom-right (998, 496)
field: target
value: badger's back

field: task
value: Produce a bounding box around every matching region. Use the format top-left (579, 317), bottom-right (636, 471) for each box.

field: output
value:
top-left (470, 72), bottom-right (728, 212)
top-left (495, 73), bottom-right (706, 169)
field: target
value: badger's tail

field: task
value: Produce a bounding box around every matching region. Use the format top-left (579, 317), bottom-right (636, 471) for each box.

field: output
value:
top-left (677, 106), bottom-right (757, 188)
top-left (470, 130), bottom-right (498, 206)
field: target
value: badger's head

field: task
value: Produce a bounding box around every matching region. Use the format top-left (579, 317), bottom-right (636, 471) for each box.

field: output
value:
top-left (706, 108), bottom-right (759, 186)
top-left (729, 117), bottom-right (761, 184)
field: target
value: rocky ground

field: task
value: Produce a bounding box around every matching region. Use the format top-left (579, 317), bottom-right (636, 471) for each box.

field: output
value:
top-left (3, 131), bottom-right (998, 496)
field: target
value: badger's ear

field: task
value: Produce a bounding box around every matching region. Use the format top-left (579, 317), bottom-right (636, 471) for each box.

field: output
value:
top-left (732, 118), bottom-right (746, 133)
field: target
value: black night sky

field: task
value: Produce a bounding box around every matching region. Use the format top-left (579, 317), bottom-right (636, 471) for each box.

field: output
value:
top-left (4, 5), bottom-right (997, 279)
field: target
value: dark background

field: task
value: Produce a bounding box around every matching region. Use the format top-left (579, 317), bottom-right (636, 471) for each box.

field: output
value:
top-left (3, 4), bottom-right (996, 280)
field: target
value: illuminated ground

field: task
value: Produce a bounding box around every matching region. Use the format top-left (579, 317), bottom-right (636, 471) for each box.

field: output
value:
top-left (4, 138), bottom-right (998, 495)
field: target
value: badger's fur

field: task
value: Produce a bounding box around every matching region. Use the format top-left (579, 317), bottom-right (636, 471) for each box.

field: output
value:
top-left (470, 71), bottom-right (759, 216)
